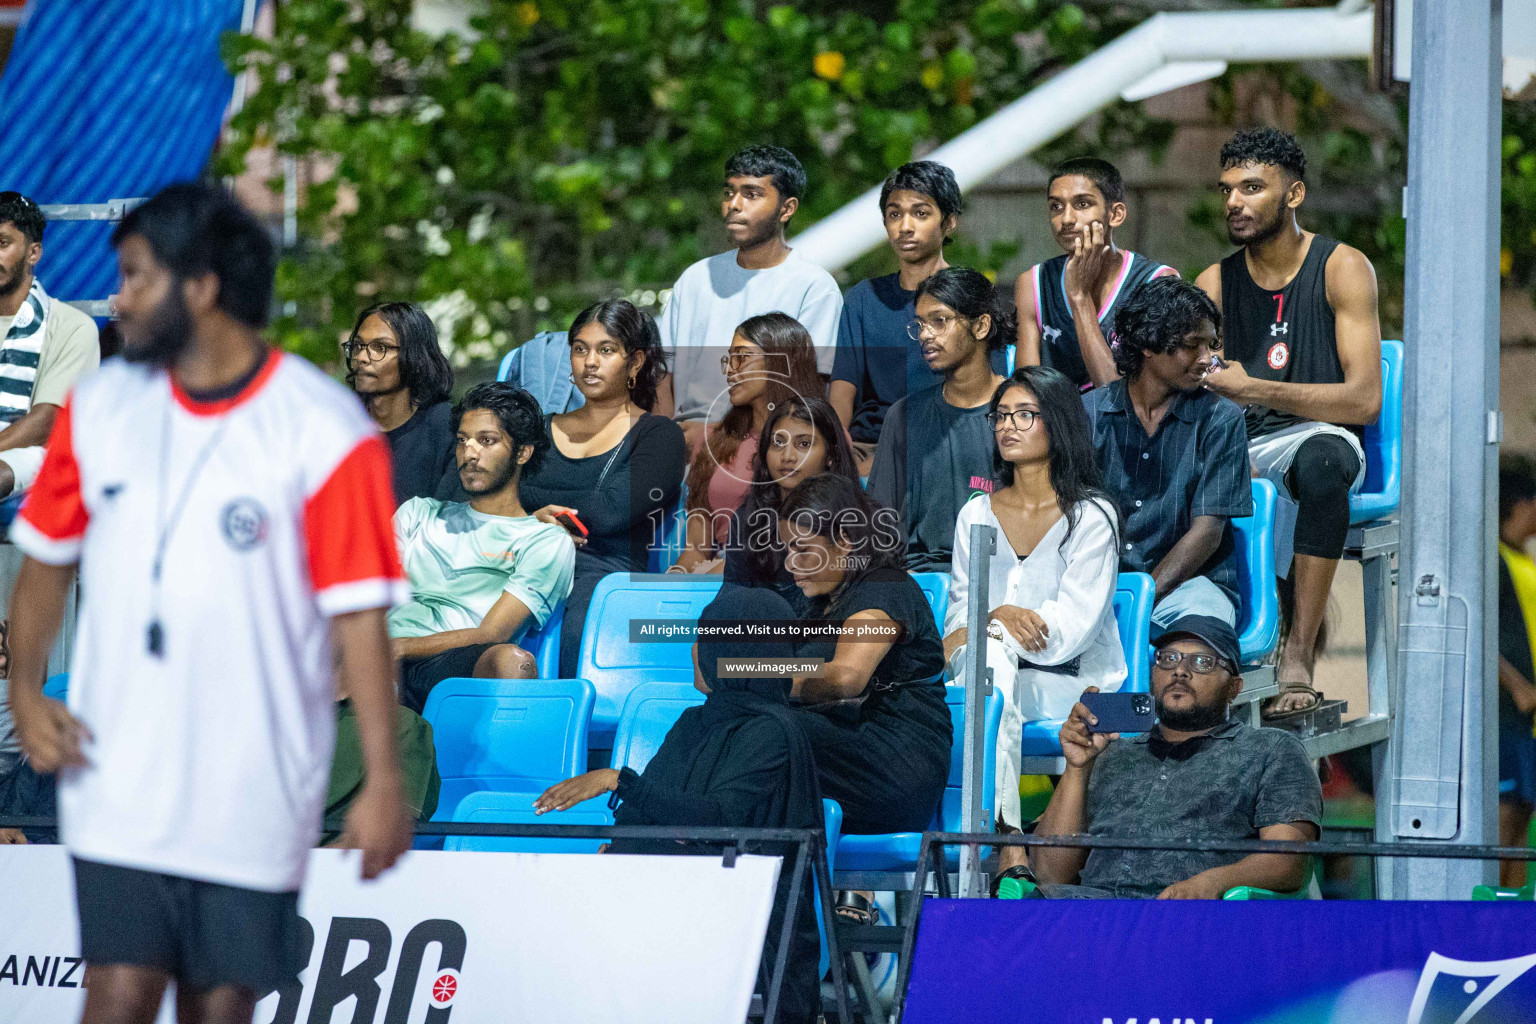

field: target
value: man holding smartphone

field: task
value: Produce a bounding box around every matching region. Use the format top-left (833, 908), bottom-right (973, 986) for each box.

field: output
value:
top-left (1014, 616), bottom-right (1321, 899)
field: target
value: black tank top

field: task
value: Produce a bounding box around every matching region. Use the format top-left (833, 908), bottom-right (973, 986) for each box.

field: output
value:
top-left (1030, 250), bottom-right (1169, 389)
top-left (1219, 235), bottom-right (1343, 439)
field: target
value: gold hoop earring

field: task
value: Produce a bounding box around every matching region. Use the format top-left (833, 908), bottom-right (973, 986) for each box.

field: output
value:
top-left (627, 375), bottom-right (636, 390)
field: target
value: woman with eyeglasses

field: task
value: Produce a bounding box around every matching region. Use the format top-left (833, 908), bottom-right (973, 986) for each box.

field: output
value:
top-left (865, 266), bottom-right (1012, 574)
top-left (518, 299), bottom-right (687, 678)
top-left (713, 396), bottom-right (861, 599)
top-left (945, 365), bottom-right (1127, 845)
top-left (669, 313), bottom-right (825, 574)
top-left (343, 302), bottom-right (465, 506)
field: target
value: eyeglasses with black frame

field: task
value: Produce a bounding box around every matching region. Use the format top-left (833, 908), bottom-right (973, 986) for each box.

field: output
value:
top-left (1153, 648), bottom-right (1233, 675)
top-left (986, 409), bottom-right (1038, 431)
top-left (341, 339), bottom-right (400, 361)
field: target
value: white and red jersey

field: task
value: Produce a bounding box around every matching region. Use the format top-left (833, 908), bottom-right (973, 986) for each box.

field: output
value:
top-left (13, 351), bottom-right (408, 892)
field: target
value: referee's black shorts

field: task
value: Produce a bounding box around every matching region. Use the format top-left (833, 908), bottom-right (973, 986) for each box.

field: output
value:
top-left (73, 857), bottom-right (305, 994)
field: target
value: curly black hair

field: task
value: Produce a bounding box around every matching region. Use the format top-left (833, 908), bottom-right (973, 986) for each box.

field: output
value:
top-left (1110, 276), bottom-right (1221, 380)
top-left (724, 145), bottom-right (807, 203)
top-left (0, 192), bottom-right (45, 245)
top-left (1047, 157), bottom-right (1125, 206)
top-left (914, 266), bottom-right (1016, 352)
top-left (453, 382), bottom-right (551, 477)
top-left (566, 298), bottom-right (668, 411)
top-left (880, 160), bottom-right (963, 221)
top-left (1220, 126), bottom-right (1307, 183)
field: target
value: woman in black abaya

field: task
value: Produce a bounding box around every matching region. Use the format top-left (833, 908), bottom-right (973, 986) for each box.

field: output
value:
top-left (535, 584), bottom-right (825, 1023)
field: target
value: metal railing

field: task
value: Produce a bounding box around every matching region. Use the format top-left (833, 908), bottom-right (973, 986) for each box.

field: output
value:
top-left (37, 197), bottom-right (146, 318)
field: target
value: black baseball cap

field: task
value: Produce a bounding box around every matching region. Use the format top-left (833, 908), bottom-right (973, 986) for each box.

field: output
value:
top-left (1154, 615), bottom-right (1242, 672)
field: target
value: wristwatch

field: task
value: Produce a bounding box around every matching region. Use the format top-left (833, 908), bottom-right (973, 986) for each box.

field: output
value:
top-left (987, 620), bottom-right (1005, 641)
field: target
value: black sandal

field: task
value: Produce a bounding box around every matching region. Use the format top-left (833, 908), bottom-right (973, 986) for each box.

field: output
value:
top-left (833, 890), bottom-right (879, 926)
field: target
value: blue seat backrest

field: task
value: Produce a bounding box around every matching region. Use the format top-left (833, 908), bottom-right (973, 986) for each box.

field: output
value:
top-left (578, 574), bottom-right (723, 743)
top-left (935, 686), bottom-right (1005, 832)
top-left (1005, 343), bottom-right (1017, 375)
top-left (1351, 339), bottom-right (1403, 524)
top-left (423, 677), bottom-right (594, 788)
top-left (512, 602), bottom-right (564, 678)
top-left (1231, 479), bottom-right (1280, 665)
top-left (445, 791), bottom-right (611, 853)
top-left (611, 682), bottom-right (706, 773)
top-left (1113, 572), bottom-right (1155, 694)
top-left (0, 493), bottom-right (21, 528)
top-left (43, 673), bottom-right (68, 702)
top-left (911, 572), bottom-right (948, 629)
top-left (646, 487), bottom-right (689, 573)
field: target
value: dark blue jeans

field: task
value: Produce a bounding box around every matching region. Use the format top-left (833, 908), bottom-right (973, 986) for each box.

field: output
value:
top-left (0, 759), bottom-right (57, 842)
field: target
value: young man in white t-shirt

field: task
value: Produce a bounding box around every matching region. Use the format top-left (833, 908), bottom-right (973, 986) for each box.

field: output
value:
top-left (5, 183), bottom-right (411, 1024)
top-left (655, 145), bottom-right (842, 448)
top-left (391, 381), bottom-right (576, 712)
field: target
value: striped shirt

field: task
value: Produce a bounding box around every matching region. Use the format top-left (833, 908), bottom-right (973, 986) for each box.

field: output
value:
top-left (1082, 380), bottom-right (1251, 609)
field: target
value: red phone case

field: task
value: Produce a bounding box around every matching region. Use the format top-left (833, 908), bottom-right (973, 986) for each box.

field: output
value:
top-left (555, 510), bottom-right (589, 537)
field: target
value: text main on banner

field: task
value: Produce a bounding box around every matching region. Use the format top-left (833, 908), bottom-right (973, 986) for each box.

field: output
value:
top-left (0, 846), bottom-right (781, 1024)
top-left (903, 899), bottom-right (1536, 1024)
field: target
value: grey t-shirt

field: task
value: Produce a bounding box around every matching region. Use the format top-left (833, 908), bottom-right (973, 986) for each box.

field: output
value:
top-left (1076, 717), bottom-right (1322, 898)
top-left (658, 248), bottom-right (841, 422)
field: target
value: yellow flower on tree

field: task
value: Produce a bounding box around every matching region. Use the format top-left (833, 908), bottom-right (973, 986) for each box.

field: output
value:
top-left (514, 3), bottom-right (540, 28)
top-left (813, 51), bottom-right (846, 82)
top-left (921, 63), bottom-right (944, 91)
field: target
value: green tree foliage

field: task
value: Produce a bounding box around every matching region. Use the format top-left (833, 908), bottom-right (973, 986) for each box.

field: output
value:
top-left (219, 0), bottom-right (1162, 362)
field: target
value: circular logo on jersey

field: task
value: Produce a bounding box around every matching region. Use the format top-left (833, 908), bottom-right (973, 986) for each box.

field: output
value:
top-left (1267, 341), bottom-right (1290, 370)
top-left (431, 969), bottom-right (460, 1006)
top-left (221, 498), bottom-right (269, 551)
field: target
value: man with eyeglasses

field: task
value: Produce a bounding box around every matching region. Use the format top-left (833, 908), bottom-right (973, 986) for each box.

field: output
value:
top-left (0, 191), bottom-right (100, 501)
top-left (1018, 615), bottom-right (1321, 899)
top-left (343, 301), bottom-right (465, 506)
top-left (1083, 276), bottom-right (1252, 631)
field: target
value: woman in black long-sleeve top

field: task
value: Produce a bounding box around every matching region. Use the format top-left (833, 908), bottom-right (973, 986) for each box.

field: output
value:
top-left (519, 299), bottom-right (687, 678)
top-left (536, 584), bottom-right (824, 1023)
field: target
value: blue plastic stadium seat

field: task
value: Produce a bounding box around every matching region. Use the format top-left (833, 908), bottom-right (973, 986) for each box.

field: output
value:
top-left (1020, 572), bottom-right (1154, 758)
top-left (1232, 479), bottom-right (1280, 666)
top-left (1005, 343), bottom-right (1017, 375)
top-left (1349, 339), bottom-right (1402, 525)
top-left (578, 574), bottom-right (723, 744)
top-left (834, 684), bottom-right (1004, 872)
top-left (422, 677), bottom-right (595, 821)
top-left (496, 348), bottom-right (517, 383)
top-left (612, 682), bottom-right (706, 772)
top-left (911, 572), bottom-right (948, 631)
top-left (646, 486), bottom-right (689, 573)
top-left (43, 673), bottom-right (68, 702)
top-left (0, 493), bottom-right (21, 528)
top-left (513, 602), bottom-right (565, 679)
top-left (446, 790), bottom-right (612, 853)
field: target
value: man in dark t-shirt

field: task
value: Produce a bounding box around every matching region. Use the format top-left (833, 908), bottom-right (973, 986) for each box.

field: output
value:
top-left (1195, 128), bottom-right (1382, 719)
top-left (830, 161), bottom-right (1006, 475)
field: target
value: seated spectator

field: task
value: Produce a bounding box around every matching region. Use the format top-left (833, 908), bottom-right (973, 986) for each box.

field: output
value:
top-left (671, 312), bottom-right (823, 574)
top-left (867, 267), bottom-right (1010, 572)
top-left (502, 329), bottom-right (584, 415)
top-left (519, 299), bottom-right (688, 679)
top-left (536, 585), bottom-right (823, 1024)
top-left (1014, 157), bottom-right (1176, 389)
top-left (391, 383), bottom-right (576, 712)
top-left (830, 161), bottom-right (1006, 474)
top-left (0, 624), bottom-right (55, 844)
top-left (945, 366), bottom-right (1126, 834)
top-left (1498, 453), bottom-right (1536, 887)
top-left (1196, 127), bottom-right (1381, 717)
top-left (710, 396), bottom-right (861, 601)
top-left (656, 145), bottom-right (841, 448)
top-left (325, 674), bottom-right (440, 842)
top-left (344, 301), bottom-right (465, 506)
top-left (0, 191), bottom-right (101, 500)
top-left (1021, 616), bottom-right (1321, 899)
top-left (779, 474), bottom-right (950, 837)
top-left (1084, 276), bottom-right (1252, 631)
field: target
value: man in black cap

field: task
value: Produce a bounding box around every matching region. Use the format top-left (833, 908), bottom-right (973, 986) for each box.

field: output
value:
top-left (1021, 615), bottom-right (1321, 899)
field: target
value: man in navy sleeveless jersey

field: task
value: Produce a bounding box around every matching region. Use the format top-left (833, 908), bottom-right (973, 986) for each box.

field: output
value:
top-left (1195, 128), bottom-right (1382, 719)
top-left (1014, 157), bottom-right (1177, 390)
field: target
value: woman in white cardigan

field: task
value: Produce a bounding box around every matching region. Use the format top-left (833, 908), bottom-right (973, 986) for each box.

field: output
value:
top-left (945, 366), bottom-right (1127, 838)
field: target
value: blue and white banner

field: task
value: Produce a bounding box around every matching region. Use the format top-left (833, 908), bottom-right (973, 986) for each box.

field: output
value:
top-left (903, 899), bottom-right (1536, 1024)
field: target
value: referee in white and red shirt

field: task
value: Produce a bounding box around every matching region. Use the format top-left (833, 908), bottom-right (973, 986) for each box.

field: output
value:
top-left (5, 183), bottom-right (412, 1024)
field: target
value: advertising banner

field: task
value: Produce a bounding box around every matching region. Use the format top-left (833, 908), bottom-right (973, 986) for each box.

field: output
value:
top-left (1, 846), bottom-right (781, 1024)
top-left (903, 898), bottom-right (1536, 1024)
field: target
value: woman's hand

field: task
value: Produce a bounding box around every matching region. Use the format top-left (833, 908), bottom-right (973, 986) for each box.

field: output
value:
top-left (535, 769), bottom-right (620, 813)
top-left (991, 604), bottom-right (1050, 655)
top-left (529, 505), bottom-right (587, 547)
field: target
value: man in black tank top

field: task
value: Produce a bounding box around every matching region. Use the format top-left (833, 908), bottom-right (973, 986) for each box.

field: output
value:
top-left (1195, 128), bottom-right (1382, 718)
top-left (1014, 157), bottom-right (1176, 390)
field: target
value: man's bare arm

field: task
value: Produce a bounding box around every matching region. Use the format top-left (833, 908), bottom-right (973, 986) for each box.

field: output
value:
top-left (1013, 272), bottom-right (1042, 368)
top-left (0, 403), bottom-right (58, 454)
